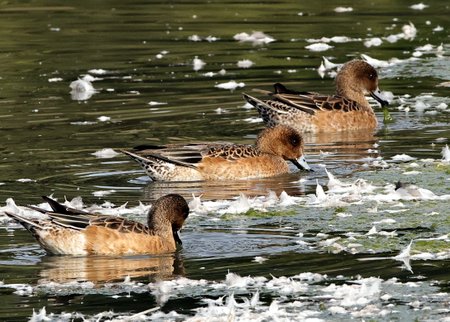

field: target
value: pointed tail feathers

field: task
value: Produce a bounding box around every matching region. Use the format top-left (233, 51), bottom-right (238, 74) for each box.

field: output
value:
top-left (4, 212), bottom-right (44, 231)
top-left (41, 196), bottom-right (88, 215)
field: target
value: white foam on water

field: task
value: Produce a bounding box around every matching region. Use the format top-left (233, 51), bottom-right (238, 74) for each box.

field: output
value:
top-left (402, 22), bottom-right (418, 39)
top-left (193, 56), bottom-right (206, 71)
top-left (306, 36), bottom-right (360, 44)
top-left (205, 35), bottom-right (219, 42)
top-left (233, 31), bottom-right (275, 45)
top-left (91, 148), bottom-right (120, 158)
top-left (441, 145), bottom-right (450, 162)
top-left (410, 3), bottom-right (428, 10)
top-left (97, 116), bottom-right (110, 122)
top-left (2, 154), bottom-right (449, 321)
top-left (48, 77), bottom-right (63, 82)
top-left (237, 59), bottom-right (254, 68)
top-left (243, 116), bottom-right (263, 123)
top-left (305, 43), bottom-right (333, 52)
top-left (414, 100), bottom-right (429, 112)
top-left (202, 69), bottom-right (227, 77)
top-left (69, 75), bottom-right (96, 91)
top-left (253, 256), bottom-right (268, 264)
top-left (380, 90), bottom-right (394, 103)
top-left (278, 191), bottom-right (297, 206)
top-left (92, 190), bottom-right (116, 197)
top-left (222, 193), bottom-right (252, 214)
top-left (334, 7), bottom-right (353, 13)
top-left (436, 103), bottom-right (448, 110)
top-left (0, 195), bottom-right (157, 223)
top-left (416, 44), bottom-right (434, 51)
top-left (0, 282), bottom-right (33, 296)
top-left (87, 69), bottom-right (110, 75)
top-left (148, 101), bottom-right (167, 106)
top-left (385, 22), bottom-right (418, 42)
top-left (11, 267), bottom-right (449, 321)
top-left (69, 74), bottom-right (98, 101)
top-left (16, 178), bottom-right (36, 183)
top-left (402, 170), bottom-right (421, 175)
top-left (322, 277), bottom-right (382, 307)
top-left (330, 36), bottom-right (354, 43)
top-left (214, 80), bottom-right (245, 90)
top-left (70, 121), bottom-right (98, 125)
top-left (391, 154), bottom-right (416, 162)
top-left (155, 50), bottom-right (169, 59)
top-left (320, 57), bottom-right (334, 70)
top-left (364, 37), bottom-right (383, 47)
top-left (361, 54), bottom-right (396, 68)
top-left (188, 34), bottom-right (201, 42)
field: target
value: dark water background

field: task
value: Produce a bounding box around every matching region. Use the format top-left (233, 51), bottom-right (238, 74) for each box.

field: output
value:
top-left (0, 0), bottom-right (449, 320)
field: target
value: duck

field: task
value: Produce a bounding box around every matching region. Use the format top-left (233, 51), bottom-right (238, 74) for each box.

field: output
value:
top-left (121, 125), bottom-right (311, 181)
top-left (243, 60), bottom-right (389, 133)
top-left (5, 194), bottom-right (189, 256)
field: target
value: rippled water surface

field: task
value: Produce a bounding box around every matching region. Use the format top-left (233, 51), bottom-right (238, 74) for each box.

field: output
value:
top-left (0, 0), bottom-right (449, 321)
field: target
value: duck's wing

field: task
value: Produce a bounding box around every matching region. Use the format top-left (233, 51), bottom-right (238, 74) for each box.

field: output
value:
top-left (123, 143), bottom-right (218, 168)
top-left (42, 211), bottom-right (152, 234)
top-left (203, 144), bottom-right (260, 161)
top-left (271, 83), bottom-right (361, 114)
top-left (123, 141), bottom-right (241, 168)
top-left (4, 209), bottom-right (95, 233)
top-left (24, 196), bottom-right (150, 234)
top-left (44, 212), bottom-right (96, 230)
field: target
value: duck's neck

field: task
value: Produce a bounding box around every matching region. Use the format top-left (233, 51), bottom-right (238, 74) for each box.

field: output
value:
top-left (147, 211), bottom-right (173, 238)
top-left (336, 79), bottom-right (373, 113)
top-left (256, 139), bottom-right (278, 156)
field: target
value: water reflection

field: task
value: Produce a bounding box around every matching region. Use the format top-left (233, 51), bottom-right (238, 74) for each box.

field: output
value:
top-left (303, 129), bottom-right (379, 161)
top-left (38, 253), bottom-right (184, 284)
top-left (140, 172), bottom-right (309, 201)
top-left (303, 129), bottom-right (377, 147)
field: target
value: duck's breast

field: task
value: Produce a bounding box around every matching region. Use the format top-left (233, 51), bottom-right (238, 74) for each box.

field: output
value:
top-left (198, 155), bottom-right (289, 180)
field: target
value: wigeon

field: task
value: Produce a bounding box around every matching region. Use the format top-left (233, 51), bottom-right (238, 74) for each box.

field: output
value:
top-left (121, 125), bottom-right (311, 181)
top-left (243, 60), bottom-right (389, 133)
top-left (5, 194), bottom-right (189, 256)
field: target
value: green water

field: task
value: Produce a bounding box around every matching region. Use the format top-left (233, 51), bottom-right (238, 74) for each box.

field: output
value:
top-left (0, 0), bottom-right (449, 320)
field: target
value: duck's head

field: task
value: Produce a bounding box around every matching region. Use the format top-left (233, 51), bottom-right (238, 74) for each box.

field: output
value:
top-left (336, 60), bottom-right (389, 107)
top-left (257, 125), bottom-right (312, 171)
top-left (148, 194), bottom-right (189, 245)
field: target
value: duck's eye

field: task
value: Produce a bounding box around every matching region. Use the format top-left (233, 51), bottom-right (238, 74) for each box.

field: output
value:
top-left (368, 73), bottom-right (375, 80)
top-left (289, 135), bottom-right (300, 146)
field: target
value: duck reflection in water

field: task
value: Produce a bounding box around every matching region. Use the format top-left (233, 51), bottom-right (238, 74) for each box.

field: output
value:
top-left (139, 172), bottom-right (308, 202)
top-left (302, 130), bottom-right (380, 163)
top-left (38, 253), bottom-right (185, 284)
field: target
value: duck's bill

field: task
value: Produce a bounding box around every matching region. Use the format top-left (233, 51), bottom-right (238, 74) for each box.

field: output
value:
top-left (173, 231), bottom-right (183, 245)
top-left (370, 88), bottom-right (389, 107)
top-left (291, 155), bottom-right (313, 171)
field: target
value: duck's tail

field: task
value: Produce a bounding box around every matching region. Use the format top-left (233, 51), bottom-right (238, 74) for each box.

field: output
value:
top-left (121, 149), bottom-right (189, 181)
top-left (5, 211), bottom-right (44, 233)
top-left (243, 93), bottom-right (290, 126)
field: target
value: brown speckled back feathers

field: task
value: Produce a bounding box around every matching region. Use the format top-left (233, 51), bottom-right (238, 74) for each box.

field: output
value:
top-left (243, 60), bottom-right (388, 133)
